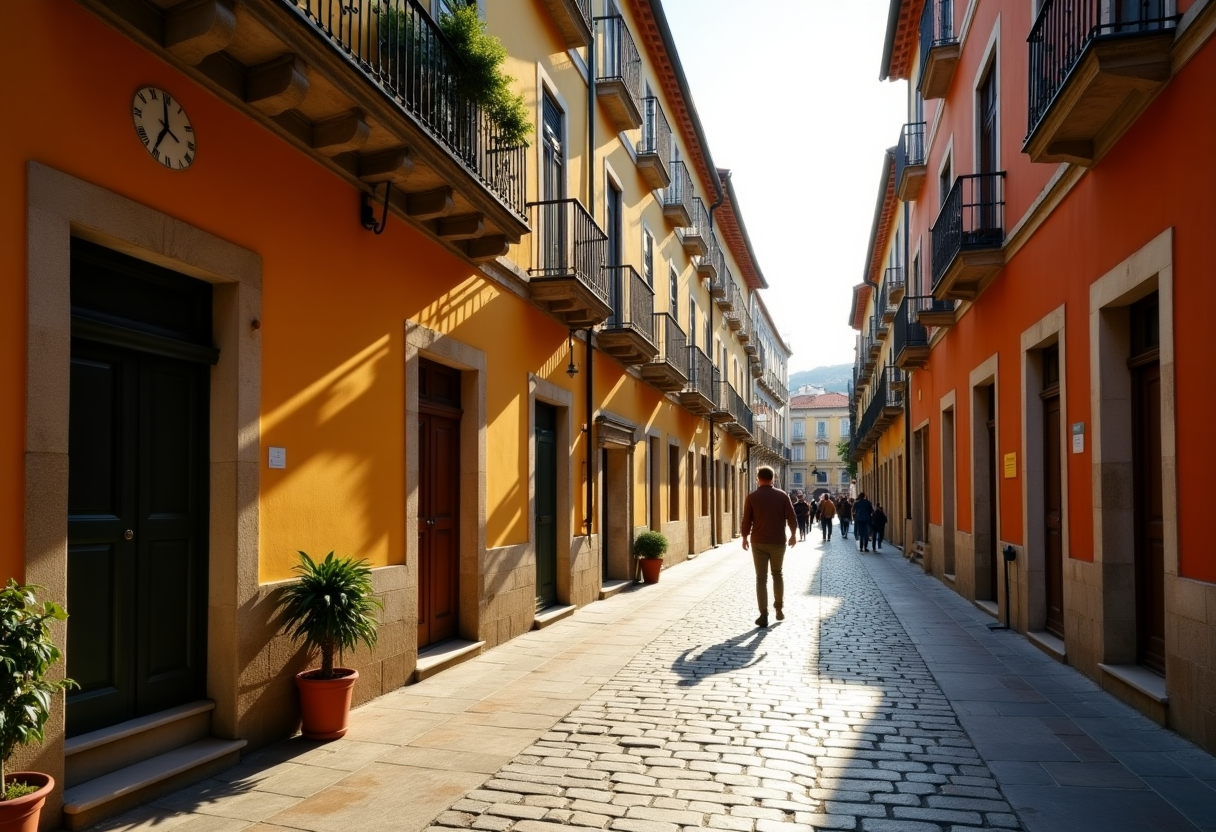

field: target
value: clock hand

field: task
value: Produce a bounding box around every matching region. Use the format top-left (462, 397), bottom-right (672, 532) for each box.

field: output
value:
top-left (151, 124), bottom-right (170, 153)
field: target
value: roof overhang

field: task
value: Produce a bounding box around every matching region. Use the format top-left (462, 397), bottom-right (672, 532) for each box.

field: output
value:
top-left (636, 1), bottom-right (723, 203)
top-left (716, 170), bottom-right (767, 291)
top-left (864, 149), bottom-right (898, 286)
top-left (880, 0), bottom-right (924, 81)
top-left (849, 283), bottom-right (873, 330)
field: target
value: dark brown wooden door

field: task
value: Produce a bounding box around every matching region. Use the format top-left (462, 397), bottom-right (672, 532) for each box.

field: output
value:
top-left (535, 403), bottom-right (558, 610)
top-left (1043, 392), bottom-right (1064, 638)
top-left (418, 361), bottom-right (461, 648)
top-left (1133, 360), bottom-right (1165, 673)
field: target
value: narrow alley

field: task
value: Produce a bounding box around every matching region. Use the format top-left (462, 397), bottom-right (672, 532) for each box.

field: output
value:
top-left (93, 534), bottom-right (1216, 832)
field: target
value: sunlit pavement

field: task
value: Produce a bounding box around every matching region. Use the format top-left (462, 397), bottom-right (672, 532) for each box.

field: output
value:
top-left (95, 525), bottom-right (1216, 832)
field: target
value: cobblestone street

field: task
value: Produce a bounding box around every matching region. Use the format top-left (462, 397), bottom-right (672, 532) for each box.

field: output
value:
top-left (99, 531), bottom-right (1216, 832)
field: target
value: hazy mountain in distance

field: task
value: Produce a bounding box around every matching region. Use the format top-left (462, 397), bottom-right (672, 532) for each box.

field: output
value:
top-left (787, 364), bottom-right (852, 394)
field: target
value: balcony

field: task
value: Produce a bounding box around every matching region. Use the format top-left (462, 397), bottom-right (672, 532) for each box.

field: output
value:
top-left (893, 296), bottom-right (929, 370)
top-left (736, 307), bottom-right (753, 346)
top-left (882, 267), bottom-right (904, 322)
top-left (598, 266), bottom-right (657, 366)
top-left (1025, 0), bottom-right (1178, 165)
top-left (916, 293), bottom-right (957, 328)
top-left (636, 97), bottom-right (672, 189)
top-left (679, 346), bottom-right (718, 415)
top-left (757, 370), bottom-right (788, 403)
top-left (868, 317), bottom-right (882, 358)
top-left (542, 0), bottom-right (593, 48)
top-left (662, 161), bottom-right (696, 228)
top-left (720, 384), bottom-right (755, 443)
top-left (527, 198), bottom-right (611, 328)
top-left (895, 122), bottom-right (927, 201)
top-left (918, 0), bottom-right (960, 99)
top-left (754, 425), bottom-right (787, 461)
top-left (698, 235), bottom-right (721, 282)
top-left (931, 173), bottom-right (1006, 301)
top-left (81, 0), bottom-right (531, 260)
top-left (714, 266), bottom-right (735, 310)
top-left (876, 285), bottom-right (892, 335)
top-left (595, 15), bottom-right (642, 133)
top-left (641, 313), bottom-right (689, 392)
top-left (854, 366), bottom-right (904, 454)
top-left (681, 197), bottom-right (710, 256)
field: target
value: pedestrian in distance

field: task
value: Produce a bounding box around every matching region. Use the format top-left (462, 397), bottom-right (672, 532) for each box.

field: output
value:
top-left (793, 493), bottom-right (810, 541)
top-left (809, 494), bottom-right (820, 528)
top-left (838, 496), bottom-right (853, 539)
top-left (872, 504), bottom-right (888, 550)
top-left (853, 492), bottom-right (874, 552)
top-left (741, 466), bottom-right (798, 628)
top-left (818, 493), bottom-right (836, 540)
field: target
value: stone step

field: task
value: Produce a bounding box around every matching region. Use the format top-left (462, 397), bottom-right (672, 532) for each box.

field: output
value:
top-left (62, 737), bottom-right (246, 830)
top-left (414, 639), bottom-right (485, 682)
top-left (64, 700), bottom-right (216, 788)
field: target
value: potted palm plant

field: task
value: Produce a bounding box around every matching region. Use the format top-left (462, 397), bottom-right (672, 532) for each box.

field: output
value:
top-left (633, 531), bottom-right (668, 584)
top-left (279, 552), bottom-right (382, 740)
top-left (0, 580), bottom-right (74, 832)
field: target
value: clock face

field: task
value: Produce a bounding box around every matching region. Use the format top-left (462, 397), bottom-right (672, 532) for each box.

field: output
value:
top-left (131, 86), bottom-right (195, 170)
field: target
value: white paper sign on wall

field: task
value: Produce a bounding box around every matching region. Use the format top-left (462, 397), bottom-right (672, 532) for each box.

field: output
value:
top-left (269, 447), bottom-right (287, 469)
top-left (1071, 422), bottom-right (1084, 454)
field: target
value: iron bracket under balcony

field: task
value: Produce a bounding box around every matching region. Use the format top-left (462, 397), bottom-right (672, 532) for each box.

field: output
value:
top-left (1024, 28), bottom-right (1175, 165)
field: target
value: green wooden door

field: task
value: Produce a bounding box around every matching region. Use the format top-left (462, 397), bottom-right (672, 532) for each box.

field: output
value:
top-left (535, 403), bottom-right (558, 610)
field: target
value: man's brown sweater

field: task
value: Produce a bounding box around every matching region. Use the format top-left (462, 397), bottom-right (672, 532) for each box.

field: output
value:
top-left (741, 485), bottom-right (798, 544)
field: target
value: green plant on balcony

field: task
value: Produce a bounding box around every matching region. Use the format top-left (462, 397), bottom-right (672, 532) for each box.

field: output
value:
top-left (378, 4), bottom-right (531, 148)
top-left (439, 5), bottom-right (531, 147)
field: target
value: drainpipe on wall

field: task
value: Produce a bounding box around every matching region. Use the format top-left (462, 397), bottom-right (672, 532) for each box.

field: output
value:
top-left (902, 201), bottom-right (913, 535)
top-left (584, 328), bottom-right (594, 538)
top-left (707, 177), bottom-right (726, 547)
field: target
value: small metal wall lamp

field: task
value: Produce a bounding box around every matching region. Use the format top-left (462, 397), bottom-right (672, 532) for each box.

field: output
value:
top-left (360, 182), bottom-right (392, 235)
top-left (566, 331), bottom-right (579, 377)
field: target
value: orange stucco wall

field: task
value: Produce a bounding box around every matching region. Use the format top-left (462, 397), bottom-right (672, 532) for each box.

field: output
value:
top-left (0, 0), bottom-right (718, 584)
top-left (908, 17), bottom-right (1216, 581)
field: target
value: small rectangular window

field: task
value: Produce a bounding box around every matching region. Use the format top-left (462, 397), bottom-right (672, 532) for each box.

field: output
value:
top-left (669, 266), bottom-right (678, 312)
top-left (840, 418), bottom-right (851, 436)
top-left (642, 229), bottom-right (654, 286)
top-left (817, 445), bottom-right (828, 461)
top-left (668, 444), bottom-right (680, 522)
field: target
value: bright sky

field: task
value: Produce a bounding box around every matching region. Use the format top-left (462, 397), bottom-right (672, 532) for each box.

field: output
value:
top-left (663, 0), bottom-right (908, 372)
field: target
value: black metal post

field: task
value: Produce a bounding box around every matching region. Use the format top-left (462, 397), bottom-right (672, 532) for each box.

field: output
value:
top-left (989, 544), bottom-right (1016, 631)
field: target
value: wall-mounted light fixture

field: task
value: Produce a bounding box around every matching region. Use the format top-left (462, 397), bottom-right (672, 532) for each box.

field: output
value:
top-left (566, 331), bottom-right (579, 377)
top-left (360, 182), bottom-right (392, 235)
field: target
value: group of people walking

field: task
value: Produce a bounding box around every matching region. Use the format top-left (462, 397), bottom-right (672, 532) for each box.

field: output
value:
top-left (790, 490), bottom-right (888, 550)
top-left (741, 467), bottom-right (892, 629)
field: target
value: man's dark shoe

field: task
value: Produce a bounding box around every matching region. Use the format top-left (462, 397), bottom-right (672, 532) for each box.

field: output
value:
top-left (775, 607), bottom-right (785, 621)
top-left (755, 614), bottom-right (769, 628)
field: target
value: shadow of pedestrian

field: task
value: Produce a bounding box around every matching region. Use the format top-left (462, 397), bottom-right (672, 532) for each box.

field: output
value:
top-left (669, 627), bottom-right (774, 687)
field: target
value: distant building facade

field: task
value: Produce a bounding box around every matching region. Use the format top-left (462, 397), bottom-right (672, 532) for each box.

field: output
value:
top-left (788, 393), bottom-right (851, 497)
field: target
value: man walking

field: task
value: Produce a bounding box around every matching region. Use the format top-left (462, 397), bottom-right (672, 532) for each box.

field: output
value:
top-left (818, 493), bottom-right (836, 540)
top-left (853, 492), bottom-right (874, 552)
top-left (741, 466), bottom-right (798, 628)
top-left (872, 504), bottom-right (888, 550)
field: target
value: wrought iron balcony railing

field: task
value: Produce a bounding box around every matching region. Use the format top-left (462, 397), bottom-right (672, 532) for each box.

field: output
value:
top-left (1027, 0), bottom-right (1178, 139)
top-left (653, 312), bottom-right (688, 375)
top-left (719, 383), bottom-right (754, 436)
top-left (931, 172), bottom-right (1006, 289)
top-left (894, 295), bottom-right (929, 357)
top-left (637, 97), bottom-right (672, 187)
top-left (663, 161), bottom-right (696, 227)
top-left (292, 0), bottom-right (527, 217)
top-left (527, 198), bottom-right (608, 299)
top-left (603, 265), bottom-right (656, 342)
top-left (884, 265), bottom-right (906, 307)
top-left (896, 122), bottom-right (926, 175)
top-left (687, 345), bottom-right (717, 401)
top-left (854, 365), bottom-right (904, 455)
top-left (595, 15), bottom-right (642, 130)
top-left (918, 0), bottom-right (958, 85)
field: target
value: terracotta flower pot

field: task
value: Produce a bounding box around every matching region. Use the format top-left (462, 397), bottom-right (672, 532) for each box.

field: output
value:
top-left (295, 668), bottom-right (359, 740)
top-left (639, 558), bottom-right (663, 584)
top-left (0, 773), bottom-right (53, 832)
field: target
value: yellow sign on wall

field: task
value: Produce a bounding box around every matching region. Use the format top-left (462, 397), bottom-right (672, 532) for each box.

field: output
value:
top-left (1004, 452), bottom-right (1017, 478)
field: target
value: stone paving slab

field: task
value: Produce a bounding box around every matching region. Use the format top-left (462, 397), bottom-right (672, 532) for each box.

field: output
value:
top-left (88, 529), bottom-right (1216, 832)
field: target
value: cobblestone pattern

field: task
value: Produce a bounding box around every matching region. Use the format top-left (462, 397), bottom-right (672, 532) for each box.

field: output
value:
top-left (424, 541), bottom-right (1022, 832)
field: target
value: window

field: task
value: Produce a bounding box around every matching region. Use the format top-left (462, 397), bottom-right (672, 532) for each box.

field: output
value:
top-left (793, 446), bottom-right (804, 462)
top-left (816, 470), bottom-right (828, 484)
top-left (817, 445), bottom-right (828, 461)
top-left (642, 229), bottom-right (654, 286)
top-left (689, 300), bottom-right (697, 347)
top-left (668, 444), bottom-right (680, 522)
top-left (793, 472), bottom-right (803, 485)
top-left (793, 420), bottom-right (805, 438)
top-left (841, 470), bottom-right (851, 485)
top-left (669, 266), bottom-right (678, 313)
top-left (817, 420), bottom-right (827, 438)
top-left (840, 418), bottom-right (850, 436)
top-left (939, 152), bottom-right (952, 209)
top-left (435, 0), bottom-right (474, 19)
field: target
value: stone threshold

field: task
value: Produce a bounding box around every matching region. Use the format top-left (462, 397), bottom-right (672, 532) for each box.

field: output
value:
top-left (415, 639), bottom-right (485, 682)
top-left (533, 604), bottom-right (576, 629)
top-left (1027, 629), bottom-right (1066, 662)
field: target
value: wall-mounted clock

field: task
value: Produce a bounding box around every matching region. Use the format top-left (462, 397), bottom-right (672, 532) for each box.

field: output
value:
top-left (131, 86), bottom-right (195, 170)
